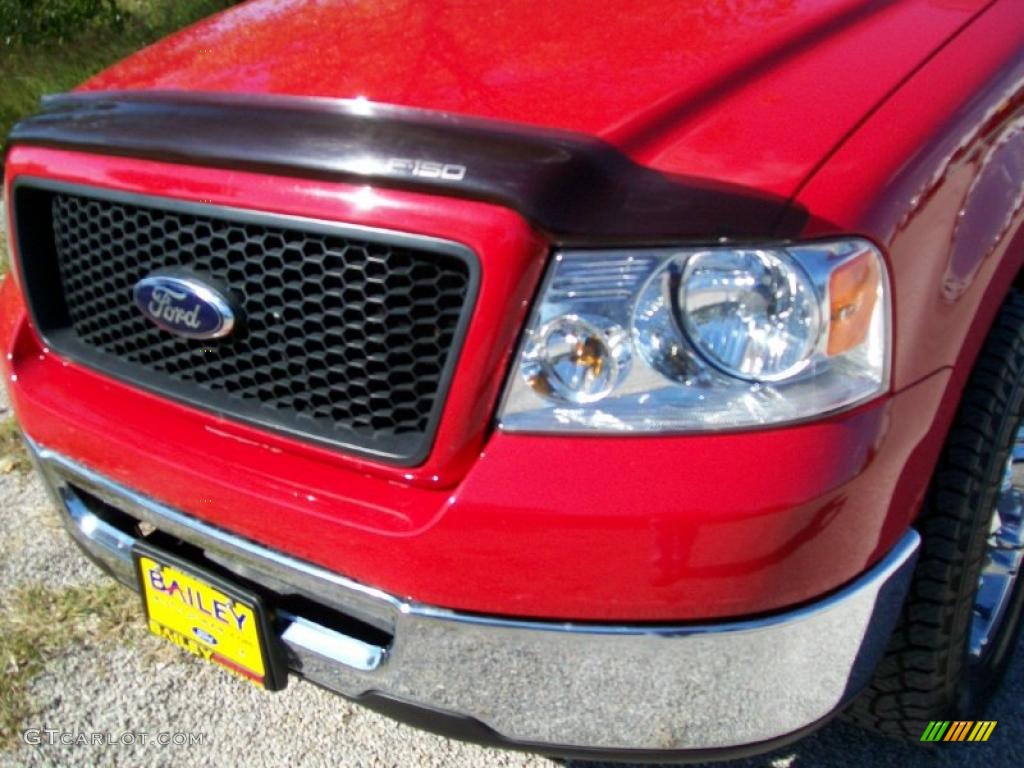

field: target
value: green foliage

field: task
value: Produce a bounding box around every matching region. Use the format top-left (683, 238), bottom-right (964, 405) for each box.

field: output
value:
top-left (0, 1), bottom-right (239, 150)
top-left (0, 0), bottom-right (123, 47)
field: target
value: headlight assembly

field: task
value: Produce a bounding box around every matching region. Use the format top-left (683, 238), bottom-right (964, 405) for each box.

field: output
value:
top-left (499, 239), bottom-right (890, 433)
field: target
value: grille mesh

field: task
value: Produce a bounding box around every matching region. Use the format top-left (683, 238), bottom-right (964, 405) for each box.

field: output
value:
top-left (44, 192), bottom-right (472, 460)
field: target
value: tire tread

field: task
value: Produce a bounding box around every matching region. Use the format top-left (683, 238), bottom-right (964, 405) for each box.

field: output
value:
top-left (845, 289), bottom-right (1024, 741)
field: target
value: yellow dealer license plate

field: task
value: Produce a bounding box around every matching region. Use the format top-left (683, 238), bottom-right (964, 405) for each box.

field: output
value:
top-left (134, 542), bottom-right (284, 690)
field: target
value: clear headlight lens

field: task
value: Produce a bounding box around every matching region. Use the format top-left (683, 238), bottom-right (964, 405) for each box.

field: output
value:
top-left (499, 239), bottom-right (890, 433)
top-left (680, 249), bottom-right (820, 381)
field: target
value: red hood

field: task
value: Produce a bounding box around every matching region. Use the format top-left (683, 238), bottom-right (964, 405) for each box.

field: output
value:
top-left (80, 0), bottom-right (989, 197)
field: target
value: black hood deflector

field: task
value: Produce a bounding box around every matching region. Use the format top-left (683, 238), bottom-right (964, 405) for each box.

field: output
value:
top-left (8, 90), bottom-right (806, 244)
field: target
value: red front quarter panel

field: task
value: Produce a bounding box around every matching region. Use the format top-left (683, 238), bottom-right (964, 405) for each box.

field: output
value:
top-left (797, 0), bottom-right (1024, 466)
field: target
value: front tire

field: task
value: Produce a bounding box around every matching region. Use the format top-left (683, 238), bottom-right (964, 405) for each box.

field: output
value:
top-left (846, 288), bottom-right (1024, 740)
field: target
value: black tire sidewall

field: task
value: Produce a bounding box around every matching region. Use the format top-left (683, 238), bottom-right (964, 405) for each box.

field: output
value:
top-left (954, 324), bottom-right (1024, 715)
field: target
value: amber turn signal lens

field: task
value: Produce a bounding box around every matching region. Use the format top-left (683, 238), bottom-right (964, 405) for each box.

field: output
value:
top-left (827, 250), bottom-right (881, 356)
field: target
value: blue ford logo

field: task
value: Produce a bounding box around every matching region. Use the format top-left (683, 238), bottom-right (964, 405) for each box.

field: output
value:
top-left (192, 626), bottom-right (218, 645)
top-left (133, 272), bottom-right (236, 339)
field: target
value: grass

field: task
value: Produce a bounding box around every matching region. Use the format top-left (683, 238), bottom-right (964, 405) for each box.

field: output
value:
top-left (0, 582), bottom-right (144, 746)
top-left (0, 0), bottom-right (240, 143)
top-left (0, 416), bottom-right (31, 474)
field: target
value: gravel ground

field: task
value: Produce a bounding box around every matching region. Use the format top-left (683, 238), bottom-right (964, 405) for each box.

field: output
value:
top-left (0, 203), bottom-right (1021, 766)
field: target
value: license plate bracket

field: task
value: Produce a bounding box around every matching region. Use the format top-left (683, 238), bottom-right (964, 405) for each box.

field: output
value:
top-left (133, 540), bottom-right (286, 690)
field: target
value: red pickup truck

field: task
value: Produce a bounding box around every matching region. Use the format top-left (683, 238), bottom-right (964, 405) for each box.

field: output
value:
top-left (3, 0), bottom-right (1024, 760)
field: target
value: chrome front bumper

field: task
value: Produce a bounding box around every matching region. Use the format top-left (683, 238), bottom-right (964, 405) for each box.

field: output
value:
top-left (28, 438), bottom-right (920, 755)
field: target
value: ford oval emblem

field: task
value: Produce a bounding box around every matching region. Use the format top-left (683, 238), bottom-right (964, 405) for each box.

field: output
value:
top-left (133, 272), bottom-right (236, 339)
top-left (192, 626), bottom-right (218, 645)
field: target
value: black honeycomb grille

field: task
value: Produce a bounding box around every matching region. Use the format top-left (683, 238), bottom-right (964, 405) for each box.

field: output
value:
top-left (20, 188), bottom-right (474, 463)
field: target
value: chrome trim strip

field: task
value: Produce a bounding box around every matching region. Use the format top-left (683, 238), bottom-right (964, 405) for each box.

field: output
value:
top-left (61, 490), bottom-right (136, 587)
top-left (41, 449), bottom-right (391, 678)
top-left (280, 614), bottom-right (385, 673)
top-left (29, 438), bottom-right (921, 751)
top-left (35, 441), bottom-right (402, 633)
